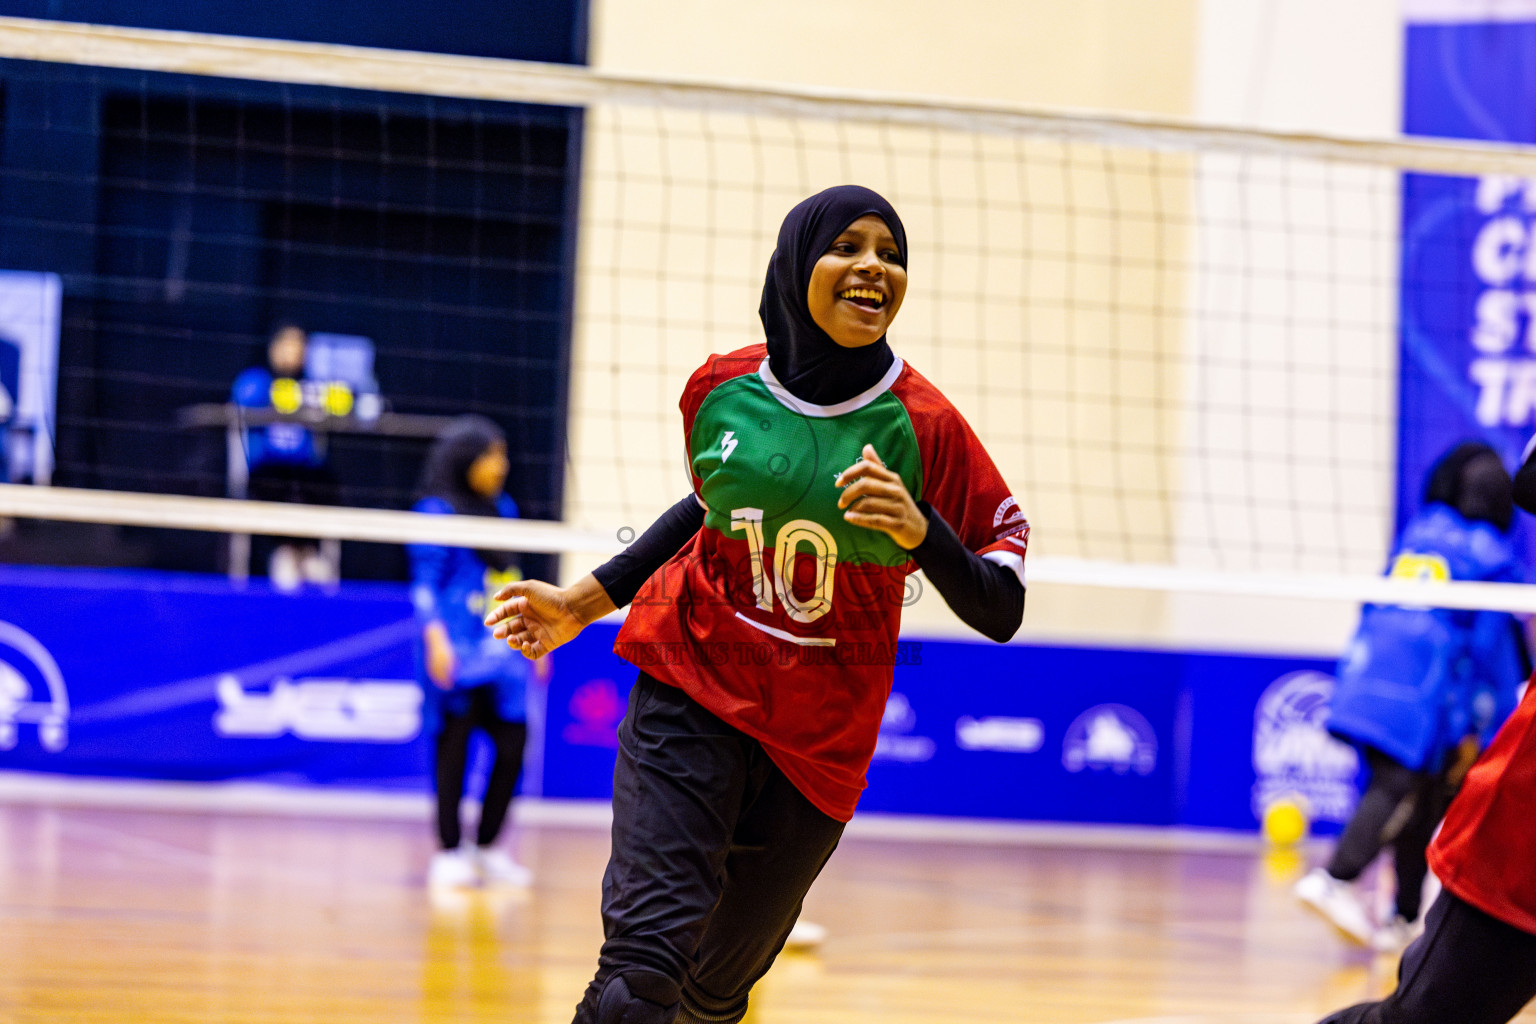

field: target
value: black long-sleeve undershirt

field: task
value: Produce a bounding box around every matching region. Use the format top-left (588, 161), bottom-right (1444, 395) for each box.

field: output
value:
top-left (591, 494), bottom-right (705, 608)
top-left (592, 494), bottom-right (1025, 643)
top-left (907, 501), bottom-right (1026, 643)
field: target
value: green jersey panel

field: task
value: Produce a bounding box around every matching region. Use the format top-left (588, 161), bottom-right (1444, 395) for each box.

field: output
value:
top-left (689, 374), bottom-right (922, 570)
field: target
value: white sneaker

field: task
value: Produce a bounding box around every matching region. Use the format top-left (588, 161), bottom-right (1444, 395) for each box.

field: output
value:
top-left (428, 848), bottom-right (479, 889)
top-left (1372, 913), bottom-right (1424, 954)
top-left (476, 846), bottom-right (533, 887)
top-left (268, 544), bottom-right (302, 593)
top-left (299, 547), bottom-right (337, 586)
top-left (1295, 867), bottom-right (1374, 945)
top-left (784, 918), bottom-right (827, 950)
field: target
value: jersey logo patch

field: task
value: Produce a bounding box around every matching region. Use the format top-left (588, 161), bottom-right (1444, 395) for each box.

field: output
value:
top-left (721, 430), bottom-right (739, 463)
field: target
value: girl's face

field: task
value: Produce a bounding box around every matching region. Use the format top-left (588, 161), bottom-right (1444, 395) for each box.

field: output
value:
top-left (806, 215), bottom-right (907, 349)
top-left (467, 441), bottom-right (509, 499)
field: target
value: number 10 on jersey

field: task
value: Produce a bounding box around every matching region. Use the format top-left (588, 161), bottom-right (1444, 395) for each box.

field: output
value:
top-left (731, 508), bottom-right (837, 624)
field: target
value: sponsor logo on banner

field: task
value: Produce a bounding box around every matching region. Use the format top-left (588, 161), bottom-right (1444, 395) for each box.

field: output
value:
top-left (563, 679), bottom-right (625, 748)
top-left (214, 675), bottom-right (421, 742)
top-left (872, 691), bottom-right (936, 763)
top-left (955, 715), bottom-right (1044, 753)
top-left (1062, 704), bottom-right (1157, 774)
top-left (0, 620), bottom-right (68, 751)
top-left (1251, 671), bottom-right (1359, 824)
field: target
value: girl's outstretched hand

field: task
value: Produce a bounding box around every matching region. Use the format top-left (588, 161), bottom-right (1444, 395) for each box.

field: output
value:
top-left (485, 579), bottom-right (585, 659)
top-left (835, 443), bottom-right (929, 550)
top-left (484, 574), bottom-right (618, 660)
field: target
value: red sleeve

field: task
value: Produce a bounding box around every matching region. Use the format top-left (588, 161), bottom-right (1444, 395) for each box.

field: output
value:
top-left (1428, 681), bottom-right (1536, 934)
top-left (891, 364), bottom-right (1030, 563)
top-left (679, 344), bottom-right (767, 495)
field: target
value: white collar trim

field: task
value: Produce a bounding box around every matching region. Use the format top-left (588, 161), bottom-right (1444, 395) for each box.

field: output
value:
top-left (756, 357), bottom-right (904, 418)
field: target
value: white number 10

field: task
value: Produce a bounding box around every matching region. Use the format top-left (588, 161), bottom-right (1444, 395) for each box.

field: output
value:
top-left (731, 508), bottom-right (837, 623)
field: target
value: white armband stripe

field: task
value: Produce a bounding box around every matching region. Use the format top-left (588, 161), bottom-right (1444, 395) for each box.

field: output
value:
top-left (982, 550), bottom-right (1026, 588)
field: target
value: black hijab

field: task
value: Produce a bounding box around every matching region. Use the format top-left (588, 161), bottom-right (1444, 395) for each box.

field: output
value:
top-left (1424, 441), bottom-right (1514, 532)
top-left (760, 185), bottom-right (907, 406)
top-left (416, 414), bottom-right (517, 570)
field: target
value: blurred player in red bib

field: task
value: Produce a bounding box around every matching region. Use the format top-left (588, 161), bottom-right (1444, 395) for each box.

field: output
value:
top-left (486, 185), bottom-right (1028, 1024)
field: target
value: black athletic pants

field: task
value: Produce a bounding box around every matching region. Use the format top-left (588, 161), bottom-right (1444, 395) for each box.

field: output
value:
top-left (572, 673), bottom-right (846, 1024)
top-left (1318, 890), bottom-right (1536, 1024)
top-left (433, 684), bottom-right (528, 850)
top-left (1327, 747), bottom-right (1454, 921)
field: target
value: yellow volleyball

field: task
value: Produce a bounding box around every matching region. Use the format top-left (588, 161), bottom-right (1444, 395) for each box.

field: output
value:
top-left (1262, 796), bottom-right (1310, 847)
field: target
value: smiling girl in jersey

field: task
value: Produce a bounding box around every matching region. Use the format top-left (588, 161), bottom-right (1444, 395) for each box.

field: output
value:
top-left (485, 185), bottom-right (1030, 1024)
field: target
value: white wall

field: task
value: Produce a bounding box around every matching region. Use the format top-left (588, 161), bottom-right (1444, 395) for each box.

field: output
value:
top-left (1197, 0), bottom-right (1403, 136)
top-left (1164, 0), bottom-right (1406, 655)
top-left (591, 0), bottom-right (1200, 113)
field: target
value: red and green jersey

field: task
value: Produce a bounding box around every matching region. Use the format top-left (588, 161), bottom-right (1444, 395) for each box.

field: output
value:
top-left (615, 343), bottom-right (1029, 821)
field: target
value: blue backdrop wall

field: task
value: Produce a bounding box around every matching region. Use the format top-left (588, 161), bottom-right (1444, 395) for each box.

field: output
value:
top-left (0, 58), bottom-right (583, 581)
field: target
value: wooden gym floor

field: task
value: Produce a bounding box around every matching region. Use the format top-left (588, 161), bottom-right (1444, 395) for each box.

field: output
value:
top-left (0, 801), bottom-right (1529, 1024)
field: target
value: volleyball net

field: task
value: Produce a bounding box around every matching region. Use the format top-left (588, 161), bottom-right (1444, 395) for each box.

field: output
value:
top-left (3, 16), bottom-right (1536, 644)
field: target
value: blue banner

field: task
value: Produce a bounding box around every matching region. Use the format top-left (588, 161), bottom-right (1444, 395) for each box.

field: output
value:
top-left (0, 566), bottom-right (1361, 832)
top-left (1399, 14), bottom-right (1536, 537)
top-left (862, 641), bottom-right (1354, 832)
top-left (540, 623), bottom-right (637, 800)
top-left (0, 566), bottom-right (430, 789)
top-left (541, 624), bottom-right (1357, 833)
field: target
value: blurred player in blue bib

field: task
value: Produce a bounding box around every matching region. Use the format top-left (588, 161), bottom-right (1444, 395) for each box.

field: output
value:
top-left (409, 414), bottom-right (539, 889)
top-left (1297, 442), bottom-right (1529, 951)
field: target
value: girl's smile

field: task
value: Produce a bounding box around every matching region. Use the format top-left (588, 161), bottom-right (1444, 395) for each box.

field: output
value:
top-left (806, 215), bottom-right (906, 348)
